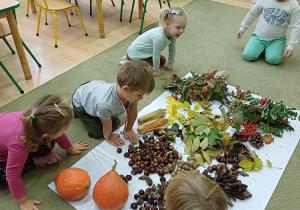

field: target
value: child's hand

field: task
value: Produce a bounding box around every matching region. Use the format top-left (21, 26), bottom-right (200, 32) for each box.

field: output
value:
top-left (153, 70), bottom-right (161, 77)
top-left (237, 30), bottom-right (244, 39)
top-left (107, 134), bottom-right (125, 147)
top-left (19, 198), bottom-right (41, 210)
top-left (124, 130), bottom-right (139, 144)
top-left (283, 49), bottom-right (293, 57)
top-left (68, 141), bottom-right (89, 154)
top-left (164, 65), bottom-right (172, 71)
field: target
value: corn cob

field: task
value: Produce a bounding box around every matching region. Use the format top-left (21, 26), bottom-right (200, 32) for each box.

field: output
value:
top-left (137, 118), bottom-right (168, 134)
top-left (137, 109), bottom-right (167, 125)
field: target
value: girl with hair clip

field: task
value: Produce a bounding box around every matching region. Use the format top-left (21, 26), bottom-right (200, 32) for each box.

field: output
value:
top-left (0, 94), bottom-right (88, 210)
top-left (165, 170), bottom-right (228, 210)
top-left (120, 7), bottom-right (187, 77)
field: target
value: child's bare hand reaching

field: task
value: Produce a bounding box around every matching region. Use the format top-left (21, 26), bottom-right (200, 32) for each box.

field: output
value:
top-left (237, 30), bottom-right (244, 39)
top-left (67, 141), bottom-right (89, 154)
top-left (107, 134), bottom-right (125, 147)
top-left (19, 198), bottom-right (41, 210)
top-left (124, 130), bottom-right (139, 144)
top-left (283, 49), bottom-right (293, 57)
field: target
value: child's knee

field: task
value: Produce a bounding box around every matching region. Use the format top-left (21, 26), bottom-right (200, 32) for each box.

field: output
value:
top-left (242, 51), bottom-right (258, 61)
top-left (265, 55), bottom-right (282, 65)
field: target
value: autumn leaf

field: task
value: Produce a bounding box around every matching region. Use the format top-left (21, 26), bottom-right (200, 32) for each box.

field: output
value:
top-left (239, 160), bottom-right (254, 170)
top-left (205, 148), bottom-right (220, 157)
top-left (266, 160), bottom-right (272, 167)
top-left (200, 137), bottom-right (208, 150)
top-left (192, 136), bottom-right (200, 152)
top-left (222, 132), bottom-right (230, 141)
top-left (202, 151), bottom-right (211, 165)
top-left (194, 154), bottom-right (205, 167)
top-left (187, 110), bottom-right (194, 119)
top-left (184, 136), bottom-right (193, 153)
top-left (194, 104), bottom-right (200, 111)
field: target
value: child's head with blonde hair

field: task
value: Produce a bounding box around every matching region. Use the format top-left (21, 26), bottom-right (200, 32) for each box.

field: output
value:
top-left (21, 94), bottom-right (74, 152)
top-left (165, 170), bottom-right (228, 210)
top-left (117, 59), bottom-right (155, 94)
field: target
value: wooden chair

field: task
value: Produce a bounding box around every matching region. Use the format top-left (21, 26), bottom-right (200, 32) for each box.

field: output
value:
top-left (129, 0), bottom-right (171, 34)
top-left (34, 0), bottom-right (88, 48)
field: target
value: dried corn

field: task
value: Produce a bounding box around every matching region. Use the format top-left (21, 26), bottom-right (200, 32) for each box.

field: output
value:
top-left (137, 118), bottom-right (168, 134)
top-left (137, 109), bottom-right (166, 125)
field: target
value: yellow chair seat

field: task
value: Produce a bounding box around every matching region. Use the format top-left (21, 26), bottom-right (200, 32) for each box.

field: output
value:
top-left (42, 0), bottom-right (74, 11)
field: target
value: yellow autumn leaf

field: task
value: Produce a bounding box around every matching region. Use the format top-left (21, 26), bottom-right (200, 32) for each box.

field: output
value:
top-left (194, 154), bottom-right (205, 167)
top-left (267, 160), bottom-right (272, 167)
top-left (172, 104), bottom-right (177, 116)
top-left (175, 112), bottom-right (184, 119)
top-left (238, 160), bottom-right (254, 169)
top-left (222, 132), bottom-right (230, 141)
top-left (166, 96), bottom-right (173, 101)
top-left (194, 104), bottom-right (200, 111)
top-left (183, 101), bottom-right (191, 109)
top-left (187, 110), bottom-right (194, 119)
top-left (167, 119), bottom-right (175, 125)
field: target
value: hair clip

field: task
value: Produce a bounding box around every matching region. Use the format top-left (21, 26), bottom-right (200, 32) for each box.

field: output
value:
top-left (168, 7), bottom-right (185, 15)
top-left (30, 114), bottom-right (35, 119)
top-left (54, 103), bottom-right (62, 112)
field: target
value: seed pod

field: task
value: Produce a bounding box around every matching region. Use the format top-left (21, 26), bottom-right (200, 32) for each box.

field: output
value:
top-left (152, 184), bottom-right (156, 192)
top-left (146, 177), bottom-right (153, 186)
top-left (167, 163), bottom-right (173, 172)
top-left (183, 165), bottom-right (190, 171)
top-left (139, 175), bottom-right (148, 180)
top-left (165, 151), bottom-right (173, 158)
top-left (163, 168), bottom-right (169, 174)
top-left (178, 154), bottom-right (183, 160)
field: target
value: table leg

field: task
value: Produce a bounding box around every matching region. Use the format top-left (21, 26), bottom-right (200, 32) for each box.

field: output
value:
top-left (138, 0), bottom-right (143, 19)
top-left (30, 0), bottom-right (37, 14)
top-left (96, 0), bottom-right (105, 39)
top-left (7, 11), bottom-right (32, 80)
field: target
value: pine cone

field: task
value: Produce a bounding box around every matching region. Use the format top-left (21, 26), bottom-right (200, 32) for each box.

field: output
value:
top-left (249, 132), bottom-right (264, 149)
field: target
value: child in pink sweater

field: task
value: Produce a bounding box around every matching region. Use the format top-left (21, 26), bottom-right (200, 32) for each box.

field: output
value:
top-left (0, 94), bottom-right (88, 210)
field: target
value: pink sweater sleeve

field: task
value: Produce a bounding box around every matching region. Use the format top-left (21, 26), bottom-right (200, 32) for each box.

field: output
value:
top-left (6, 143), bottom-right (29, 199)
top-left (55, 133), bottom-right (72, 150)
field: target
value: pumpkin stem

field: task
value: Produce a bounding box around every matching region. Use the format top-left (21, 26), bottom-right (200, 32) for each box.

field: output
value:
top-left (112, 159), bottom-right (117, 171)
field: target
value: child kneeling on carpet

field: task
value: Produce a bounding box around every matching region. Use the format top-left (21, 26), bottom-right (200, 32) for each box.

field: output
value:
top-left (0, 94), bottom-right (89, 210)
top-left (237, 0), bottom-right (300, 65)
top-left (72, 60), bottom-right (155, 147)
top-left (120, 7), bottom-right (187, 77)
top-left (165, 170), bottom-right (228, 210)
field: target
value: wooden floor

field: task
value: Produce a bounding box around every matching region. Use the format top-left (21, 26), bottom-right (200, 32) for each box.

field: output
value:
top-left (0, 0), bottom-right (253, 108)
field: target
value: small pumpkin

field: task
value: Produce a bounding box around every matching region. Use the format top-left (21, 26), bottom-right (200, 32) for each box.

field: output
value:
top-left (54, 168), bottom-right (91, 201)
top-left (93, 159), bottom-right (129, 210)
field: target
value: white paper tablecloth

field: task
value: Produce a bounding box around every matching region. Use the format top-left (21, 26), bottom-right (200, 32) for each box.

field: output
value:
top-left (48, 85), bottom-right (300, 210)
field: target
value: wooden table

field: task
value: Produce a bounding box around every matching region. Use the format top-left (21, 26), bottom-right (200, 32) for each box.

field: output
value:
top-left (0, 0), bottom-right (32, 80)
top-left (29, 0), bottom-right (143, 39)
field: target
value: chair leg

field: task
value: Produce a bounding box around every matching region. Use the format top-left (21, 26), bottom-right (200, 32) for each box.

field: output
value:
top-left (139, 0), bottom-right (149, 34)
top-left (111, 0), bottom-right (115, 7)
top-left (90, 0), bottom-right (92, 16)
top-left (52, 13), bottom-right (58, 48)
top-left (120, 0), bottom-right (124, 22)
top-left (45, 10), bottom-right (48, 25)
top-left (63, 11), bottom-right (71, 27)
top-left (158, 0), bottom-right (162, 9)
top-left (36, 8), bottom-right (42, 36)
top-left (129, 0), bottom-right (135, 23)
top-left (21, 40), bottom-right (42, 67)
top-left (166, 0), bottom-right (171, 8)
top-left (0, 61), bottom-right (24, 94)
top-left (26, 0), bottom-right (30, 17)
top-left (74, 7), bottom-right (88, 36)
top-left (2, 37), bottom-right (15, 54)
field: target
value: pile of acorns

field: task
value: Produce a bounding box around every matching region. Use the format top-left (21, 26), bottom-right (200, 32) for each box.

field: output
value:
top-left (170, 157), bottom-right (200, 177)
top-left (123, 135), bottom-right (182, 177)
top-left (130, 177), bottom-right (168, 210)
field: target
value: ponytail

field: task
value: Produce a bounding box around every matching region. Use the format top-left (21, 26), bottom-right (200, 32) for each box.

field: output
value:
top-left (159, 7), bottom-right (187, 27)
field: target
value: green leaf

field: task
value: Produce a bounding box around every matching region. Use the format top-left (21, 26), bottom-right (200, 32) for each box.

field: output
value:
top-left (207, 129), bottom-right (222, 145)
top-left (213, 84), bottom-right (221, 92)
top-left (192, 136), bottom-right (200, 152)
top-left (200, 137), bottom-right (209, 150)
top-left (238, 160), bottom-right (254, 169)
top-left (205, 149), bottom-right (220, 157)
top-left (253, 164), bottom-right (262, 171)
top-left (267, 160), bottom-right (272, 167)
top-left (203, 127), bottom-right (211, 135)
top-left (252, 156), bottom-right (263, 166)
top-left (202, 151), bottom-right (211, 165)
top-left (171, 123), bottom-right (179, 132)
top-left (194, 154), bottom-right (205, 167)
top-left (184, 136), bottom-right (193, 153)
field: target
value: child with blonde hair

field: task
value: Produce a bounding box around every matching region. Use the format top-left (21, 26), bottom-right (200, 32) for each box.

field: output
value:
top-left (237, 0), bottom-right (300, 64)
top-left (72, 60), bottom-right (155, 146)
top-left (0, 94), bottom-right (88, 210)
top-left (120, 7), bottom-right (187, 77)
top-left (165, 170), bottom-right (228, 210)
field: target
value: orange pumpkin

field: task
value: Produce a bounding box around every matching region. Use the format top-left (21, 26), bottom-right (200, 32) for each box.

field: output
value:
top-left (93, 159), bottom-right (129, 210)
top-left (54, 168), bottom-right (91, 201)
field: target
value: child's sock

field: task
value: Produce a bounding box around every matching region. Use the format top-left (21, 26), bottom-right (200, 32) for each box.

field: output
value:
top-left (33, 152), bottom-right (61, 166)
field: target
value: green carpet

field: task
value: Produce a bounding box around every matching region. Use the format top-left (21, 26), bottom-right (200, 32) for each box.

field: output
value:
top-left (1, 0), bottom-right (300, 209)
